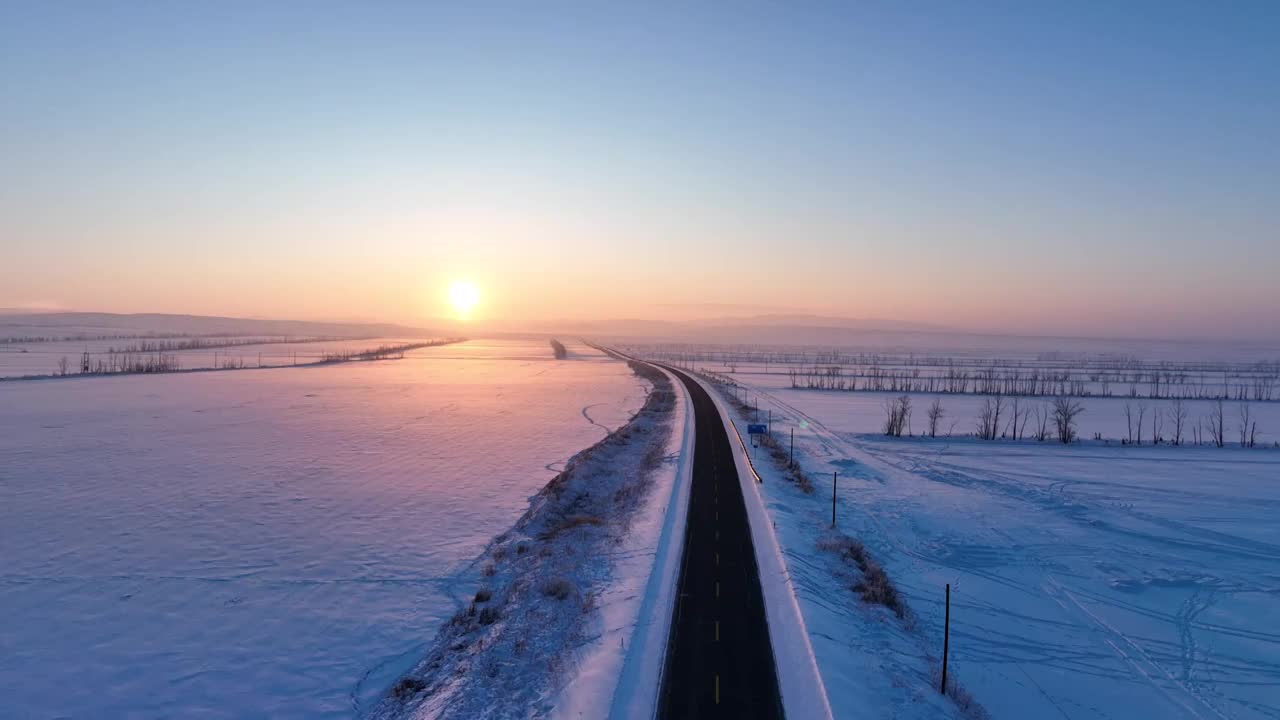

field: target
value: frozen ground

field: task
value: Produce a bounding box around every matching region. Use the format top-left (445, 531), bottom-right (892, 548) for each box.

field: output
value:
top-left (0, 339), bottom-right (647, 718)
top-left (727, 378), bottom-right (1280, 719)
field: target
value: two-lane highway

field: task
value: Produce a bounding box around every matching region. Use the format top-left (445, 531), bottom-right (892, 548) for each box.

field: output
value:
top-left (657, 365), bottom-right (783, 719)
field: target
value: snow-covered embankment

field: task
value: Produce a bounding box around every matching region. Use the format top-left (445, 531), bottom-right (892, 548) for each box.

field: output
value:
top-left (371, 360), bottom-right (690, 719)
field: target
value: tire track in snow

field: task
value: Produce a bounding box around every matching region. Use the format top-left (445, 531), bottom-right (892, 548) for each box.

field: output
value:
top-left (1044, 577), bottom-right (1229, 720)
top-left (581, 402), bottom-right (610, 435)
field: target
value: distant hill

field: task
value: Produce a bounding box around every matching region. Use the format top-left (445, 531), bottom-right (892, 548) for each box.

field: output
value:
top-left (521, 313), bottom-right (953, 346)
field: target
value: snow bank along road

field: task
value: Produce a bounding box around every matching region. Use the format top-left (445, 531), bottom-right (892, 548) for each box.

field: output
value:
top-left (656, 365), bottom-right (783, 718)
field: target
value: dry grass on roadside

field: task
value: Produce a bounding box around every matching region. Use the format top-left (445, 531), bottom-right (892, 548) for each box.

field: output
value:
top-left (818, 535), bottom-right (904, 618)
top-left (539, 578), bottom-right (574, 600)
top-left (537, 514), bottom-right (604, 540)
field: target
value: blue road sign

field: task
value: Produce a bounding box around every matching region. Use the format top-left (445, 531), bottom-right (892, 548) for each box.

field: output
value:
top-left (747, 423), bottom-right (767, 435)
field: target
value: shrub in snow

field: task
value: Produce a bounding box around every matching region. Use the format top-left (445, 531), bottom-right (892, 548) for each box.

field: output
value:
top-left (818, 535), bottom-right (904, 618)
top-left (391, 677), bottom-right (426, 701)
top-left (539, 578), bottom-right (574, 601)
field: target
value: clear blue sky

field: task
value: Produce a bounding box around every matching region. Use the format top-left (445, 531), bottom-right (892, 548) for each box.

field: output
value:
top-left (2, 1), bottom-right (1277, 339)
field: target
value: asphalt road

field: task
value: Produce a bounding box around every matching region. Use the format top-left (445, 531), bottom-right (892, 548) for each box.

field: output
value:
top-left (657, 365), bottom-right (784, 719)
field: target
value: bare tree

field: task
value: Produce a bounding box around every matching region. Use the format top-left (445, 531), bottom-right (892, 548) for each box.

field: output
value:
top-left (993, 394), bottom-right (1004, 438)
top-left (1006, 396), bottom-right (1018, 440)
top-left (1136, 403), bottom-right (1148, 445)
top-left (1032, 403), bottom-right (1052, 441)
top-left (1124, 403), bottom-right (1134, 444)
top-left (1238, 402), bottom-right (1254, 448)
top-left (927, 397), bottom-right (945, 438)
top-left (1152, 406), bottom-right (1164, 444)
top-left (1206, 398), bottom-right (1225, 448)
top-left (1171, 398), bottom-right (1187, 446)
top-left (1052, 397), bottom-right (1084, 444)
top-left (976, 395), bottom-right (1005, 441)
top-left (882, 395), bottom-right (912, 437)
top-left (56, 356), bottom-right (69, 376)
top-left (1006, 396), bottom-right (1031, 441)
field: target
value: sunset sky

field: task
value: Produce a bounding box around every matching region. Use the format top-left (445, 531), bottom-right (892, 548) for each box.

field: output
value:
top-left (2, 2), bottom-right (1277, 339)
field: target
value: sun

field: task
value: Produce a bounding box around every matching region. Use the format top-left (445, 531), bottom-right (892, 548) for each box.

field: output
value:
top-left (447, 280), bottom-right (480, 318)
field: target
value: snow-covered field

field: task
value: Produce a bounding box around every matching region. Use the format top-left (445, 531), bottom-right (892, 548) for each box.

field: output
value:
top-left (371, 361), bottom-right (686, 719)
top-left (727, 378), bottom-right (1280, 719)
top-left (0, 339), bottom-right (647, 718)
top-left (0, 336), bottom-right (442, 377)
top-left (731, 371), bottom-right (1280, 447)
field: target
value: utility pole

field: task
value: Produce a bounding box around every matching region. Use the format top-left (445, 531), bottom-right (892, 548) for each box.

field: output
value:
top-left (941, 584), bottom-right (951, 694)
top-left (831, 471), bottom-right (837, 527)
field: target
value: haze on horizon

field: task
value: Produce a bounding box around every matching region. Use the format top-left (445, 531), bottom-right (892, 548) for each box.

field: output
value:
top-left (2, 2), bottom-right (1277, 341)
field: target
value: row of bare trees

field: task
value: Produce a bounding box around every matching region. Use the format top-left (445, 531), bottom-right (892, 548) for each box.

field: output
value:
top-left (70, 351), bottom-right (181, 374)
top-left (105, 335), bottom-right (345, 354)
top-left (5, 331), bottom-right (195, 345)
top-left (49, 339), bottom-right (465, 377)
top-left (322, 340), bottom-right (460, 363)
top-left (632, 345), bottom-right (1280, 401)
top-left (792, 364), bottom-right (1277, 401)
top-left (1185, 399), bottom-right (1260, 448)
top-left (888, 394), bottom-right (1085, 443)
top-left (643, 344), bottom-right (1279, 376)
top-left (884, 393), bottom-right (1266, 448)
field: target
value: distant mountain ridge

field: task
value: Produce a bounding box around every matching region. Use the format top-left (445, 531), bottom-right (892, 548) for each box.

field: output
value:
top-left (513, 313), bottom-right (952, 344)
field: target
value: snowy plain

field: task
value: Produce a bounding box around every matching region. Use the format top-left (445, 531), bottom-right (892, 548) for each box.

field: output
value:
top-left (723, 370), bottom-right (1279, 448)
top-left (0, 339), bottom-right (647, 718)
top-left (0, 336), bottom-right (439, 378)
top-left (717, 375), bottom-right (1280, 719)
